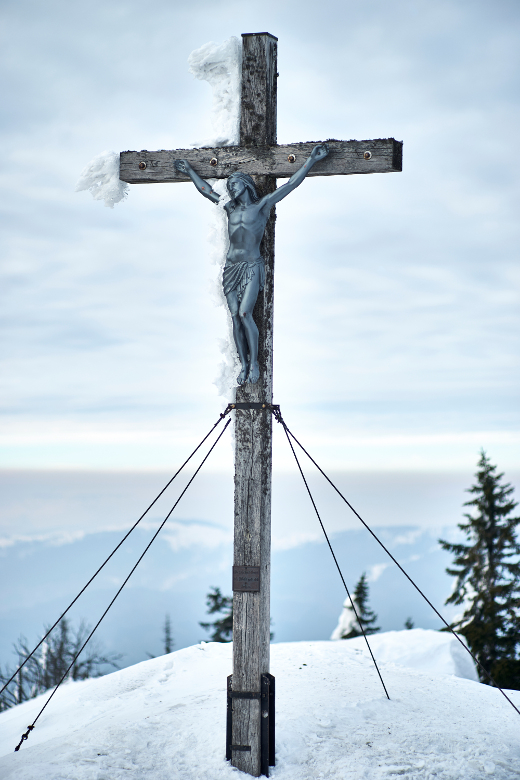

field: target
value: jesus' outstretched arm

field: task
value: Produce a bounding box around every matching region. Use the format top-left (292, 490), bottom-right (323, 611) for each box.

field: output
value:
top-left (259, 143), bottom-right (329, 212)
top-left (173, 159), bottom-right (220, 204)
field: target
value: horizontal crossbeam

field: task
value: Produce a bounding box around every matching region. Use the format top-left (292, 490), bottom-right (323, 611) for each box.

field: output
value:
top-left (119, 138), bottom-right (402, 184)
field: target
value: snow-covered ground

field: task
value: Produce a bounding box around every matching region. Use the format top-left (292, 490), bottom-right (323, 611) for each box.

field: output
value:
top-left (1, 630), bottom-right (519, 779)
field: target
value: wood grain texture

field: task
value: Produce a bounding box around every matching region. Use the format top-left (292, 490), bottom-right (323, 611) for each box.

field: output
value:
top-left (231, 33), bottom-right (277, 777)
top-left (240, 32), bottom-right (277, 147)
top-left (119, 138), bottom-right (402, 183)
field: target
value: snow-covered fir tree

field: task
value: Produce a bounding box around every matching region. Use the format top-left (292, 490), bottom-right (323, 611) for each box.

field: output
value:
top-left (439, 451), bottom-right (520, 689)
top-left (331, 573), bottom-right (380, 640)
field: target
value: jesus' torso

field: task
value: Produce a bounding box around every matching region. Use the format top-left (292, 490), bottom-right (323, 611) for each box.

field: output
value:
top-left (225, 202), bottom-right (267, 265)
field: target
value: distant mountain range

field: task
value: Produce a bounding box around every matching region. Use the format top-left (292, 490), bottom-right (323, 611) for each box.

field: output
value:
top-left (1, 524), bottom-right (456, 670)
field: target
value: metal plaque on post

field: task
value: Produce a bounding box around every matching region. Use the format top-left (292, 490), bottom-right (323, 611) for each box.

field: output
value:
top-left (233, 565), bottom-right (261, 592)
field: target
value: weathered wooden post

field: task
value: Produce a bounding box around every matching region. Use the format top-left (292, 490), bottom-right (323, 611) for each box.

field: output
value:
top-left (228, 32), bottom-right (278, 778)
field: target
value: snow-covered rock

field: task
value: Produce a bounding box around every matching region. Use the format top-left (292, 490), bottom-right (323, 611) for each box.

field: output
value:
top-left (1, 632), bottom-right (519, 779)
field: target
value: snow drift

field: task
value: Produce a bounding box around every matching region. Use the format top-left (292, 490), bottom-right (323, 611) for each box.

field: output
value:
top-left (1, 631), bottom-right (519, 779)
top-left (344, 628), bottom-right (479, 681)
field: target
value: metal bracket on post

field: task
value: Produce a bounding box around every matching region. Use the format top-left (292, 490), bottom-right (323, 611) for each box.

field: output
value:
top-left (231, 402), bottom-right (280, 413)
top-left (226, 674), bottom-right (276, 775)
top-left (267, 673), bottom-right (275, 767)
top-left (226, 676), bottom-right (233, 761)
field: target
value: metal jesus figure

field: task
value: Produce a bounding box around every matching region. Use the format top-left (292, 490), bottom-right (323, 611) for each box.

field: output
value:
top-left (174, 143), bottom-right (329, 385)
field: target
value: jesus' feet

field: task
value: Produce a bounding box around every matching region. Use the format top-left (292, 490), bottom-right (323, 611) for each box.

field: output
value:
top-left (237, 365), bottom-right (248, 385)
top-left (247, 361), bottom-right (260, 384)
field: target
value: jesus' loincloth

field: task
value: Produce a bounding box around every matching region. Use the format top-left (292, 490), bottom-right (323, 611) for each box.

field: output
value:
top-left (222, 257), bottom-right (265, 302)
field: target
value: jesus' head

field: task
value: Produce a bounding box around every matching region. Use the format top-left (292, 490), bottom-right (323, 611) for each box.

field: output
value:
top-left (226, 172), bottom-right (260, 205)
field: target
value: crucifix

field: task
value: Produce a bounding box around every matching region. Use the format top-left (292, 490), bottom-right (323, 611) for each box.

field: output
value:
top-left (119, 32), bottom-right (402, 777)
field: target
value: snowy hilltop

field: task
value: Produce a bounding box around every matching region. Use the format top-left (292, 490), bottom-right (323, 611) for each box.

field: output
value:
top-left (1, 630), bottom-right (519, 779)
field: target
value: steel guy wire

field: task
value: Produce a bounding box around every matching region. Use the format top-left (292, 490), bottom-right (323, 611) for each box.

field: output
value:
top-left (14, 417), bottom-right (231, 752)
top-left (2, 406), bottom-right (233, 700)
top-left (276, 417), bottom-right (520, 718)
top-left (278, 417), bottom-right (390, 700)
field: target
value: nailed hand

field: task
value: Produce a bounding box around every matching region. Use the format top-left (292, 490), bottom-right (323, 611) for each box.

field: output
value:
top-left (174, 159), bottom-right (190, 173)
top-left (311, 143), bottom-right (329, 161)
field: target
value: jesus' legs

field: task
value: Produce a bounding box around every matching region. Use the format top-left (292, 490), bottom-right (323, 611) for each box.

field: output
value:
top-left (226, 291), bottom-right (249, 384)
top-left (232, 316), bottom-right (249, 384)
top-left (225, 269), bottom-right (261, 385)
top-left (239, 270), bottom-right (261, 384)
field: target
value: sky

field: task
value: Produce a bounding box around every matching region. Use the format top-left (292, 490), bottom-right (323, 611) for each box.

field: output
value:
top-left (1, 0), bottom-right (520, 664)
top-left (1, 0), bottom-right (519, 475)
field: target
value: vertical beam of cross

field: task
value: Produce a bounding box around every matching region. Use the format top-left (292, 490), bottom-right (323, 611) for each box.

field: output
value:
top-left (231, 32), bottom-right (277, 777)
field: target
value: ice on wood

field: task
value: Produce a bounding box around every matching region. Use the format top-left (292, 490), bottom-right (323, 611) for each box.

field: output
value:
top-left (75, 150), bottom-right (129, 208)
top-left (187, 37), bottom-right (243, 400)
top-left (187, 36), bottom-right (242, 148)
top-left (75, 37), bottom-right (244, 398)
top-left (206, 178), bottom-right (241, 400)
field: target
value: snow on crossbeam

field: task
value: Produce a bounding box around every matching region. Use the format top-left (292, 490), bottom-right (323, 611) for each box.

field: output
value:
top-left (119, 138), bottom-right (403, 184)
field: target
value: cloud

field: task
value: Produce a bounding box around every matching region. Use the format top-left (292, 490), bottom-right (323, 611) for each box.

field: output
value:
top-left (391, 529), bottom-right (424, 547)
top-left (161, 521), bottom-right (232, 552)
top-left (0, 0), bottom-right (519, 473)
top-left (367, 562), bottom-right (392, 582)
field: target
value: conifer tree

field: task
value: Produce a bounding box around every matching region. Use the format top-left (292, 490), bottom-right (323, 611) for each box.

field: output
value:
top-left (439, 451), bottom-right (520, 689)
top-left (341, 573), bottom-right (380, 639)
top-left (199, 588), bottom-right (273, 642)
top-left (163, 614), bottom-right (174, 654)
top-left (199, 587), bottom-right (233, 642)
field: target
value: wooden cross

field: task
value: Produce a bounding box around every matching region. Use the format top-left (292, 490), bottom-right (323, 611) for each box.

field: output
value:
top-left (119, 32), bottom-right (402, 778)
